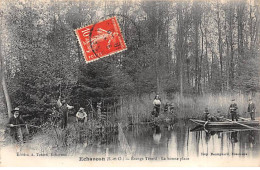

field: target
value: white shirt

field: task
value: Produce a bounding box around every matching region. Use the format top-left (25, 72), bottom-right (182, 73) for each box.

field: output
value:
top-left (153, 99), bottom-right (161, 105)
top-left (67, 104), bottom-right (74, 110)
top-left (76, 111), bottom-right (87, 119)
top-left (57, 99), bottom-right (74, 109)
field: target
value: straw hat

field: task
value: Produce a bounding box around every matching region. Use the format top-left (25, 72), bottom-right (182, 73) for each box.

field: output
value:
top-left (12, 107), bottom-right (20, 113)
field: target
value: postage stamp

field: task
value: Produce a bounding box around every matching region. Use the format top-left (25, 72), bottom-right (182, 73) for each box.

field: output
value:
top-left (75, 16), bottom-right (127, 63)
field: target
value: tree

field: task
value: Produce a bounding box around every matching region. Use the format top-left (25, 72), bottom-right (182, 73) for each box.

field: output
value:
top-left (0, 9), bottom-right (12, 118)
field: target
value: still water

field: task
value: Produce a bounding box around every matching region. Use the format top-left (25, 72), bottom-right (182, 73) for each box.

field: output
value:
top-left (2, 120), bottom-right (260, 166)
top-left (84, 121), bottom-right (260, 159)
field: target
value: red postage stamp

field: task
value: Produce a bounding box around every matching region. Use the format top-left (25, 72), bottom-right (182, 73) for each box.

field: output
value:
top-left (75, 16), bottom-right (127, 63)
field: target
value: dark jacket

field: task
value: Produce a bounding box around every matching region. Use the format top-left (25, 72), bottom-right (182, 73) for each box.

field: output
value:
top-left (60, 104), bottom-right (69, 117)
top-left (8, 116), bottom-right (25, 126)
top-left (248, 102), bottom-right (256, 113)
top-left (8, 116), bottom-right (25, 134)
top-left (229, 103), bottom-right (238, 113)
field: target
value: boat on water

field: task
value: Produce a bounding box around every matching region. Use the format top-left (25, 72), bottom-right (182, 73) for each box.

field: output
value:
top-left (190, 119), bottom-right (260, 128)
top-left (190, 125), bottom-right (256, 132)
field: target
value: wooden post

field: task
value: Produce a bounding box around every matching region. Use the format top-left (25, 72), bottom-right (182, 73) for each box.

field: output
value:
top-left (120, 96), bottom-right (123, 117)
top-left (106, 147), bottom-right (109, 158)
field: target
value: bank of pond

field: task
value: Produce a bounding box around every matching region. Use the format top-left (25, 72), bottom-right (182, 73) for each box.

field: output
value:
top-left (2, 118), bottom-right (260, 160)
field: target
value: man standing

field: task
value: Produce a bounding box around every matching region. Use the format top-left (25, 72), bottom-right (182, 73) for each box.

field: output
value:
top-left (8, 107), bottom-right (25, 143)
top-left (153, 94), bottom-right (161, 117)
top-left (229, 99), bottom-right (238, 121)
top-left (248, 98), bottom-right (256, 120)
top-left (57, 97), bottom-right (74, 128)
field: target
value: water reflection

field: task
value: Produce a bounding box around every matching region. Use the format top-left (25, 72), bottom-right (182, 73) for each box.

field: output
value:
top-left (190, 126), bottom-right (260, 158)
top-left (19, 121), bottom-right (260, 159)
top-left (76, 122), bottom-right (259, 160)
top-left (152, 125), bottom-right (161, 145)
top-left (248, 131), bottom-right (256, 145)
top-left (122, 122), bottom-right (259, 159)
top-left (231, 132), bottom-right (238, 143)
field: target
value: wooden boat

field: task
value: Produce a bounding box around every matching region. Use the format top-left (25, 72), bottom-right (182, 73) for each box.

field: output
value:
top-left (190, 119), bottom-right (259, 127)
top-left (190, 125), bottom-right (256, 132)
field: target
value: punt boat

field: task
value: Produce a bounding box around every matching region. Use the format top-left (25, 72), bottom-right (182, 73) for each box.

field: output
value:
top-left (190, 125), bottom-right (256, 132)
top-left (190, 119), bottom-right (259, 127)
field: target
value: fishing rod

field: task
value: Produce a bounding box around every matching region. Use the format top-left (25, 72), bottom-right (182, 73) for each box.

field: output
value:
top-left (203, 127), bottom-right (260, 135)
top-left (217, 116), bottom-right (260, 130)
top-left (8, 124), bottom-right (41, 128)
top-left (224, 128), bottom-right (260, 133)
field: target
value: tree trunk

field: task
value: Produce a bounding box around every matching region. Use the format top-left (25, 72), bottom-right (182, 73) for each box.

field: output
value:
top-left (217, 2), bottom-right (223, 92)
top-left (0, 12), bottom-right (12, 118)
top-left (193, 2), bottom-right (201, 94)
top-left (199, 22), bottom-right (203, 94)
top-left (225, 13), bottom-right (230, 91)
top-left (155, 2), bottom-right (160, 94)
top-left (249, 2), bottom-right (253, 51)
top-left (204, 15), bottom-right (210, 90)
top-left (228, 3), bottom-right (234, 90)
top-left (237, 3), bottom-right (245, 77)
top-left (176, 4), bottom-right (184, 97)
top-left (1, 74), bottom-right (12, 118)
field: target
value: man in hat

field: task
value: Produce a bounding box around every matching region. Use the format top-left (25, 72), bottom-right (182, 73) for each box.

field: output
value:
top-left (8, 107), bottom-right (25, 143)
top-left (204, 108), bottom-right (217, 122)
top-left (76, 107), bottom-right (87, 124)
top-left (229, 99), bottom-right (238, 121)
top-left (248, 98), bottom-right (256, 120)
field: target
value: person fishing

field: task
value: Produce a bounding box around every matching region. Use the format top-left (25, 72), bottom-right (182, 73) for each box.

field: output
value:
top-left (153, 94), bottom-right (161, 117)
top-left (164, 103), bottom-right (169, 112)
top-left (49, 106), bottom-right (61, 126)
top-left (76, 107), bottom-right (87, 124)
top-left (204, 108), bottom-right (210, 121)
top-left (229, 99), bottom-right (238, 121)
top-left (203, 108), bottom-right (218, 128)
top-left (247, 98), bottom-right (256, 120)
top-left (7, 107), bottom-right (25, 143)
top-left (57, 96), bottom-right (74, 128)
top-left (214, 109), bottom-right (224, 121)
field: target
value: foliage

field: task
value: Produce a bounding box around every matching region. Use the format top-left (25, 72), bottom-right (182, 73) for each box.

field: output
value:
top-left (29, 119), bottom-right (118, 154)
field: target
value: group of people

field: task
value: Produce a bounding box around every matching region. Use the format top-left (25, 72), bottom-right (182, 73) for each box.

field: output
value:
top-left (7, 97), bottom-right (91, 143)
top-left (152, 94), bottom-right (257, 122)
top-left (55, 96), bottom-right (89, 127)
top-left (204, 98), bottom-right (256, 122)
top-left (152, 94), bottom-right (175, 117)
top-left (7, 94), bottom-right (257, 143)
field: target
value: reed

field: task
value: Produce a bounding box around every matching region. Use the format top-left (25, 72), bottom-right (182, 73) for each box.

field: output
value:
top-left (8, 118), bottom-right (119, 155)
top-left (118, 92), bottom-right (260, 124)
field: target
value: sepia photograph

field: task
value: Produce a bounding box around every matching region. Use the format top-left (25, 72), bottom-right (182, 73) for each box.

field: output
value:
top-left (0, 0), bottom-right (259, 167)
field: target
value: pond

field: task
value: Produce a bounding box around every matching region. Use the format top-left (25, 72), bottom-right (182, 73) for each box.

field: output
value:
top-left (2, 120), bottom-right (259, 166)
top-left (79, 120), bottom-right (260, 160)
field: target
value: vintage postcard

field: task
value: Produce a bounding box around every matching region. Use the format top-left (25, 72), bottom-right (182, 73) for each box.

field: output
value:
top-left (0, 0), bottom-right (260, 167)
